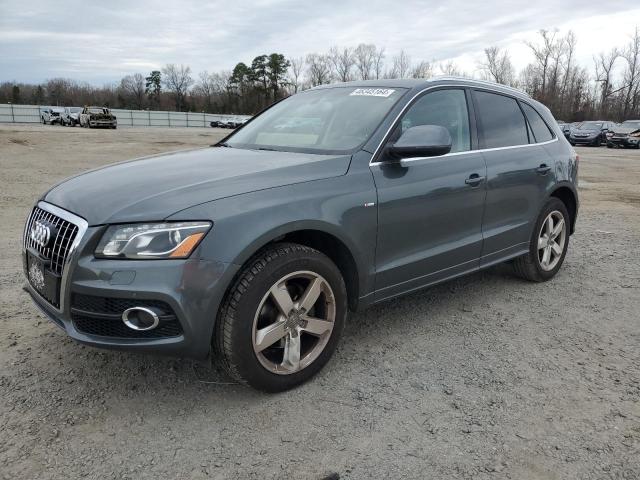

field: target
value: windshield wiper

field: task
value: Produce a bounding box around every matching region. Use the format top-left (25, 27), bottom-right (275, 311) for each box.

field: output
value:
top-left (256, 147), bottom-right (278, 151)
top-left (216, 142), bottom-right (233, 148)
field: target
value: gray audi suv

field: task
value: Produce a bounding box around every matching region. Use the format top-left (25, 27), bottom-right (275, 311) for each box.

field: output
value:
top-left (23, 78), bottom-right (578, 391)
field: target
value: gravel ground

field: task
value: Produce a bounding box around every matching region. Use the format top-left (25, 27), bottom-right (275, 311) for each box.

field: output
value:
top-left (1, 124), bottom-right (639, 480)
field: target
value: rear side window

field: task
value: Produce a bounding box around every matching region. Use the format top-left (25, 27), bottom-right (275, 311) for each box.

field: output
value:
top-left (521, 102), bottom-right (554, 143)
top-left (474, 90), bottom-right (528, 148)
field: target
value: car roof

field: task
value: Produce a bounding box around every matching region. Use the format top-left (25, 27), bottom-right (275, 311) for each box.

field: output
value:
top-left (311, 76), bottom-right (531, 100)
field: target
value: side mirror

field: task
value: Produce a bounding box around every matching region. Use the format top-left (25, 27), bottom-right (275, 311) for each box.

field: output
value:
top-left (387, 125), bottom-right (452, 160)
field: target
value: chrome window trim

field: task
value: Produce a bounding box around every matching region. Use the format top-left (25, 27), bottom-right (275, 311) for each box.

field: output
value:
top-left (23, 201), bottom-right (88, 314)
top-left (369, 84), bottom-right (558, 166)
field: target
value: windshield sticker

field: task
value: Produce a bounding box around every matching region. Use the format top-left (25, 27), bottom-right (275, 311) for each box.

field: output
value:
top-left (350, 88), bottom-right (396, 98)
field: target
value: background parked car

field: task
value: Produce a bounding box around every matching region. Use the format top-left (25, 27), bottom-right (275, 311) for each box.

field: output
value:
top-left (607, 120), bottom-right (640, 149)
top-left (79, 106), bottom-right (117, 129)
top-left (211, 118), bottom-right (245, 129)
top-left (61, 107), bottom-right (83, 126)
top-left (40, 107), bottom-right (65, 125)
top-left (568, 121), bottom-right (614, 146)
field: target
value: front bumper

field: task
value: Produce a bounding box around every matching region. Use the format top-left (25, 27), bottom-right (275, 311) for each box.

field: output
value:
top-left (89, 120), bottom-right (117, 127)
top-left (608, 136), bottom-right (639, 147)
top-left (570, 136), bottom-right (599, 145)
top-left (23, 205), bottom-right (239, 359)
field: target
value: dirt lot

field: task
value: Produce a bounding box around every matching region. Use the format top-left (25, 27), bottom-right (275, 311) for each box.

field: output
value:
top-left (1, 124), bottom-right (639, 480)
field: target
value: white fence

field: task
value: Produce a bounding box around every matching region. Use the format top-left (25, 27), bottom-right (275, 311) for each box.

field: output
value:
top-left (0, 104), bottom-right (250, 128)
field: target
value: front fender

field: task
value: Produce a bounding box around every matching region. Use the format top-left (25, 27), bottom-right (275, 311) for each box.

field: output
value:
top-left (167, 170), bottom-right (378, 301)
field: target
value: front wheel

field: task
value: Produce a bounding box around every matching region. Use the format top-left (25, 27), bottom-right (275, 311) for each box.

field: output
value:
top-left (215, 243), bottom-right (347, 392)
top-left (513, 198), bottom-right (570, 282)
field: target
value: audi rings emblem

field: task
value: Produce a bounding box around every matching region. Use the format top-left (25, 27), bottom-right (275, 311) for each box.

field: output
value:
top-left (30, 220), bottom-right (55, 248)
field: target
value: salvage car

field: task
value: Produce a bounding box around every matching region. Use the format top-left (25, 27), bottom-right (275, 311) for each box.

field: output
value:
top-left (79, 106), bottom-right (117, 129)
top-left (568, 120), bottom-right (613, 146)
top-left (40, 106), bottom-right (65, 125)
top-left (211, 117), bottom-right (249, 129)
top-left (23, 78), bottom-right (578, 392)
top-left (607, 120), bottom-right (640, 148)
top-left (61, 107), bottom-right (83, 127)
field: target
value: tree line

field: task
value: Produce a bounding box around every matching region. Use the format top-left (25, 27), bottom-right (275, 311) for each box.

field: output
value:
top-left (1, 27), bottom-right (639, 122)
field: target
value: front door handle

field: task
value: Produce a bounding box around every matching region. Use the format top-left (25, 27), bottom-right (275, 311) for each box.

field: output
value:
top-left (536, 164), bottom-right (552, 175)
top-left (465, 173), bottom-right (485, 186)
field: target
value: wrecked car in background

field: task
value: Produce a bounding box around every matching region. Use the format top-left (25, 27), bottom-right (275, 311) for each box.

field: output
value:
top-left (79, 106), bottom-right (117, 129)
top-left (607, 120), bottom-right (640, 149)
top-left (61, 107), bottom-right (83, 127)
top-left (40, 107), bottom-right (65, 125)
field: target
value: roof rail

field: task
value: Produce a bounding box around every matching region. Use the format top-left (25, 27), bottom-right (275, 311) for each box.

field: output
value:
top-left (428, 76), bottom-right (530, 98)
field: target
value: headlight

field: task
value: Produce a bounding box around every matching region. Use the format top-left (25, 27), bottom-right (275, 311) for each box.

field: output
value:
top-left (95, 222), bottom-right (211, 259)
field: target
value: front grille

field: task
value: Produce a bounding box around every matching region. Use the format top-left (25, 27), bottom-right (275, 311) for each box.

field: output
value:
top-left (24, 206), bottom-right (79, 276)
top-left (71, 294), bottom-right (183, 339)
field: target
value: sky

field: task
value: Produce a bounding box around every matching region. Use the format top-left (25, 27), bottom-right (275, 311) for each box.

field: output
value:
top-left (1, 0), bottom-right (639, 85)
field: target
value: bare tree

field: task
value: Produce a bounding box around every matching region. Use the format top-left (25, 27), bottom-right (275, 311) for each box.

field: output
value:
top-left (305, 53), bottom-right (331, 87)
top-left (622, 27), bottom-right (640, 117)
top-left (594, 48), bottom-right (620, 115)
top-left (193, 71), bottom-right (217, 111)
top-left (374, 47), bottom-right (386, 79)
top-left (437, 60), bottom-right (461, 76)
top-left (120, 73), bottom-right (146, 109)
top-left (161, 64), bottom-right (194, 111)
top-left (478, 46), bottom-right (515, 85)
top-left (411, 61), bottom-right (433, 79)
top-left (289, 57), bottom-right (305, 93)
top-left (354, 44), bottom-right (376, 80)
top-left (525, 29), bottom-right (560, 100)
top-left (390, 50), bottom-right (412, 79)
top-left (328, 46), bottom-right (355, 82)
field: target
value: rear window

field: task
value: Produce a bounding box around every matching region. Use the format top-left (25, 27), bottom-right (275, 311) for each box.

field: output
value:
top-left (521, 103), bottom-right (554, 143)
top-left (474, 91), bottom-right (529, 148)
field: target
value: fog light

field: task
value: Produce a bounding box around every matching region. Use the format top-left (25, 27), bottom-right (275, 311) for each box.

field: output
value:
top-left (122, 307), bottom-right (160, 331)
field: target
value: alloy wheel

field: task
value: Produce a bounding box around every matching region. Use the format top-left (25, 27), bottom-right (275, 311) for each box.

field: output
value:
top-left (252, 271), bottom-right (336, 375)
top-left (537, 210), bottom-right (567, 271)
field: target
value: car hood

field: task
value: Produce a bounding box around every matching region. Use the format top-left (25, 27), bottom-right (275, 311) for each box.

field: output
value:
top-left (44, 147), bottom-right (351, 225)
top-left (573, 130), bottom-right (597, 135)
top-left (612, 126), bottom-right (639, 134)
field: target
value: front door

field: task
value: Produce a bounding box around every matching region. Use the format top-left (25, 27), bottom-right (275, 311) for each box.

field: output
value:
top-left (371, 88), bottom-right (487, 301)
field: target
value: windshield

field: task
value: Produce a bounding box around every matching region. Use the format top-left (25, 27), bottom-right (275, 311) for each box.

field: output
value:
top-left (88, 108), bottom-right (106, 114)
top-left (578, 122), bottom-right (603, 130)
top-left (70, 107), bottom-right (82, 113)
top-left (621, 121), bottom-right (640, 129)
top-left (226, 86), bottom-right (406, 154)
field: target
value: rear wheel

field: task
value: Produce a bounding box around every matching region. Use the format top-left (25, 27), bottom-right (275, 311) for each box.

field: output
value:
top-left (513, 198), bottom-right (570, 282)
top-left (215, 243), bottom-right (347, 392)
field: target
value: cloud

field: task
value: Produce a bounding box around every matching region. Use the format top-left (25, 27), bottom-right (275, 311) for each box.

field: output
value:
top-left (0, 0), bottom-right (638, 83)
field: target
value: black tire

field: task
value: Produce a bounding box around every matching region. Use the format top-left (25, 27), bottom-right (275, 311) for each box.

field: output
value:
top-left (214, 242), bottom-right (347, 392)
top-left (513, 198), bottom-right (570, 282)
top-left (607, 143), bottom-right (613, 148)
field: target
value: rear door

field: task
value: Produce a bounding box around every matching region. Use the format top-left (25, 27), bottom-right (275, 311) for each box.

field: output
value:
top-left (473, 90), bottom-right (557, 265)
top-left (371, 88), bottom-right (487, 300)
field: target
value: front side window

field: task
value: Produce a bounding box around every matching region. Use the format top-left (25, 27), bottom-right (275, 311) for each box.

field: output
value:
top-left (226, 87), bottom-right (406, 154)
top-left (474, 90), bottom-right (529, 148)
top-left (397, 89), bottom-right (471, 153)
top-left (521, 102), bottom-right (554, 143)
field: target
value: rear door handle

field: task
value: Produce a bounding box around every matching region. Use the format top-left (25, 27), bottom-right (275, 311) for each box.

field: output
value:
top-left (465, 174), bottom-right (485, 186)
top-left (536, 164), bottom-right (552, 175)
